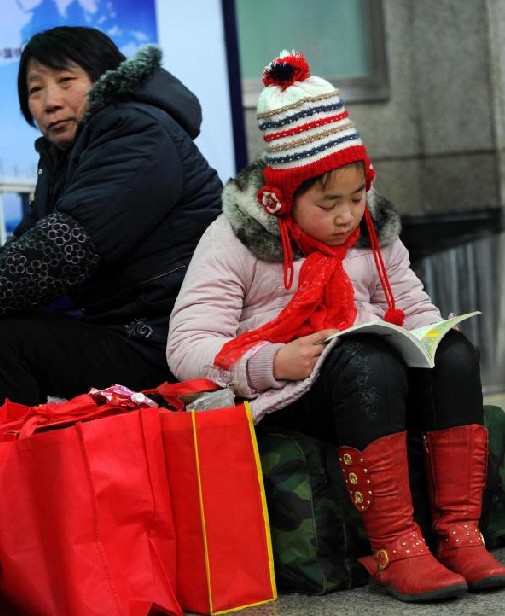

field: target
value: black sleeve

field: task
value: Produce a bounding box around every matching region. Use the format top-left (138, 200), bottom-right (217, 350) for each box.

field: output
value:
top-left (0, 212), bottom-right (100, 315)
top-left (58, 105), bottom-right (184, 262)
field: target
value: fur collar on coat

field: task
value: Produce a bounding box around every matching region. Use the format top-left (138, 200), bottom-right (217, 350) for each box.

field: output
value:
top-left (223, 157), bottom-right (401, 262)
top-left (83, 45), bottom-right (201, 138)
top-left (85, 46), bottom-right (163, 119)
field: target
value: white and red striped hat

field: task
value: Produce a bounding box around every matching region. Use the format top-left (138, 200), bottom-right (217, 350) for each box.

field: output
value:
top-left (256, 50), bottom-right (374, 217)
top-left (253, 51), bottom-right (404, 325)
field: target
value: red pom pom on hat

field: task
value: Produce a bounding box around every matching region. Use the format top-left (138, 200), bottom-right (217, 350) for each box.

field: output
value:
top-left (384, 307), bottom-right (405, 327)
top-left (262, 51), bottom-right (310, 90)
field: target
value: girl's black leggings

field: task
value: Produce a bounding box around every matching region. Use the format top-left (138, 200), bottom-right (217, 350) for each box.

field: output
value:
top-left (258, 329), bottom-right (483, 450)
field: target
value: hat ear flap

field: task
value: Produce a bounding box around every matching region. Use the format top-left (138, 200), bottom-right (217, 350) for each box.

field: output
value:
top-left (257, 186), bottom-right (289, 216)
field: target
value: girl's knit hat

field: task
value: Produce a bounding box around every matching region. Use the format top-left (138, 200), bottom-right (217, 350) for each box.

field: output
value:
top-left (256, 50), bottom-right (374, 219)
top-left (255, 50), bottom-right (404, 326)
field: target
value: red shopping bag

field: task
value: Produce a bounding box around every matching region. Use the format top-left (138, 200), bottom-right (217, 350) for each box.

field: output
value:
top-left (0, 390), bottom-right (182, 616)
top-left (156, 388), bottom-right (277, 615)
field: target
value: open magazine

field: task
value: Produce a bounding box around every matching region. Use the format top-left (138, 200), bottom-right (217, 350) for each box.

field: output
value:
top-left (323, 311), bottom-right (481, 368)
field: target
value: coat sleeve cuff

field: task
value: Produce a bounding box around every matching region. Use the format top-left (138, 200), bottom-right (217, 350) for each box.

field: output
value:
top-left (246, 342), bottom-right (286, 392)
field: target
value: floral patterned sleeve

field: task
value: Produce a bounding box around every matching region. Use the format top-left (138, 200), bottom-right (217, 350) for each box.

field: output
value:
top-left (0, 212), bottom-right (100, 315)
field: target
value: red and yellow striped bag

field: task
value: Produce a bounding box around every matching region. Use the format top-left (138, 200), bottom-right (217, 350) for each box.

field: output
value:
top-left (151, 380), bottom-right (276, 615)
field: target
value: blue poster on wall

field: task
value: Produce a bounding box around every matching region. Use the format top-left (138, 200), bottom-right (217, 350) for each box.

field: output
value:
top-left (0, 0), bottom-right (158, 231)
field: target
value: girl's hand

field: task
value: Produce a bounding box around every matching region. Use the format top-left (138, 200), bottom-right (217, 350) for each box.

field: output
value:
top-left (273, 329), bottom-right (339, 381)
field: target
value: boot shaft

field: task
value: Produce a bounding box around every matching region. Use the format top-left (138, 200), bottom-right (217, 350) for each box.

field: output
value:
top-left (339, 431), bottom-right (422, 551)
top-left (424, 424), bottom-right (488, 537)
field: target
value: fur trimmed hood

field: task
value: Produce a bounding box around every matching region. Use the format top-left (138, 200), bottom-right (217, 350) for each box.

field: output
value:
top-left (85, 45), bottom-right (202, 138)
top-left (223, 157), bottom-right (401, 262)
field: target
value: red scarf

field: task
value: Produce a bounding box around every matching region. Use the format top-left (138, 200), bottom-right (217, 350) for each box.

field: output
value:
top-left (214, 219), bottom-right (359, 370)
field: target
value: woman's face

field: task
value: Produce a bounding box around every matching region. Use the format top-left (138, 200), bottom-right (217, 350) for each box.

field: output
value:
top-left (292, 164), bottom-right (367, 246)
top-left (26, 59), bottom-right (92, 150)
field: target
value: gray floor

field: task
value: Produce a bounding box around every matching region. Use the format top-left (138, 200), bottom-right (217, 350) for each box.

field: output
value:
top-left (226, 547), bottom-right (505, 616)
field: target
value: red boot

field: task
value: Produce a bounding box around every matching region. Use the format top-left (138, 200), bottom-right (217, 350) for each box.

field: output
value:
top-left (424, 424), bottom-right (505, 590)
top-left (339, 432), bottom-right (466, 602)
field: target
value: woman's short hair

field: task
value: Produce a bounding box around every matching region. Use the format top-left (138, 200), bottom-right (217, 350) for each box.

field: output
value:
top-left (18, 26), bottom-right (126, 126)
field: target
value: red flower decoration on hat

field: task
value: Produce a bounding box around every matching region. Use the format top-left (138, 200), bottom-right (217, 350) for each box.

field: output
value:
top-left (262, 51), bottom-right (310, 90)
top-left (257, 186), bottom-right (287, 216)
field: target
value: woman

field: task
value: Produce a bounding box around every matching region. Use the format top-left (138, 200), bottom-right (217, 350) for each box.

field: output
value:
top-left (0, 26), bottom-right (222, 404)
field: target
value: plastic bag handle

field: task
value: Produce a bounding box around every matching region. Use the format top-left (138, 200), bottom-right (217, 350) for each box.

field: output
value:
top-left (17, 395), bottom-right (109, 439)
top-left (143, 378), bottom-right (220, 411)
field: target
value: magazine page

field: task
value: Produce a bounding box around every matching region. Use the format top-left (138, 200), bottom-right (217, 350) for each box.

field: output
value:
top-left (322, 311), bottom-right (480, 368)
top-left (410, 311), bottom-right (481, 361)
top-left (325, 321), bottom-right (433, 368)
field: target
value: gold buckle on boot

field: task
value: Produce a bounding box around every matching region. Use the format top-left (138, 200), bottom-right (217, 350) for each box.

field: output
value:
top-left (375, 549), bottom-right (390, 570)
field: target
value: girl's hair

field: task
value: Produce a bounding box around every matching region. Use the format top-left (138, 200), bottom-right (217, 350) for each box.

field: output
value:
top-left (294, 161), bottom-right (366, 199)
top-left (18, 26), bottom-right (126, 126)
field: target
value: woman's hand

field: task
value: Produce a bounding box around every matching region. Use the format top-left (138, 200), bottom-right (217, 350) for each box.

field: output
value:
top-left (273, 329), bottom-right (339, 381)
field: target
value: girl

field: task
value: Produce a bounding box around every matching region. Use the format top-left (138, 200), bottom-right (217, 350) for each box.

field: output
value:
top-left (167, 51), bottom-right (505, 603)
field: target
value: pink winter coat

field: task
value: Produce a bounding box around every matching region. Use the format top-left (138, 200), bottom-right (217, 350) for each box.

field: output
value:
top-left (167, 160), bottom-right (441, 423)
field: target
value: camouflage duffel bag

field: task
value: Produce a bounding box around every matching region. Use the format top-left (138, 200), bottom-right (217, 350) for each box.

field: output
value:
top-left (257, 431), bottom-right (370, 594)
top-left (483, 404), bottom-right (505, 548)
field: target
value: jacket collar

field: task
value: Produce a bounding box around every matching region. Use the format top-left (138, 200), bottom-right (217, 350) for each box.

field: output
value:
top-left (84, 45), bottom-right (162, 120)
top-left (223, 157), bottom-right (402, 262)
